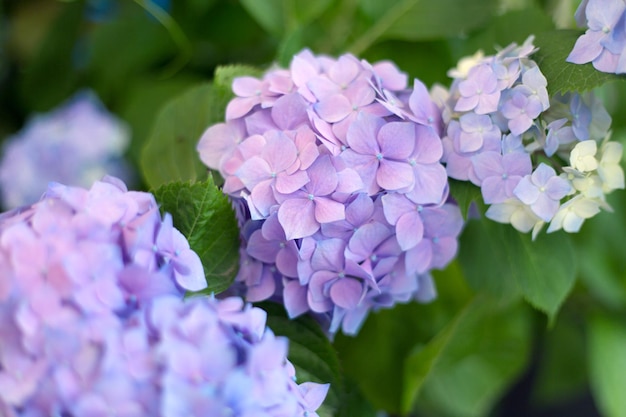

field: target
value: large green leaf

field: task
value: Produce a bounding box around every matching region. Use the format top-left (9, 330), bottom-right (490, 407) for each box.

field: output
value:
top-left (533, 30), bottom-right (626, 95)
top-left (352, 0), bottom-right (499, 53)
top-left (140, 83), bottom-right (220, 188)
top-left (260, 302), bottom-right (342, 417)
top-left (588, 314), bottom-right (626, 417)
top-left (458, 218), bottom-right (577, 321)
top-left (153, 178), bottom-right (240, 294)
top-left (406, 297), bottom-right (531, 417)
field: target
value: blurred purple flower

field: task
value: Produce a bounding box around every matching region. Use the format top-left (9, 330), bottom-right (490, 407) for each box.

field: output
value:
top-left (0, 177), bottom-right (328, 416)
top-left (0, 91), bottom-right (132, 209)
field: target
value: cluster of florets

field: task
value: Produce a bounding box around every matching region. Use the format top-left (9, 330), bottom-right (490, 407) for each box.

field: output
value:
top-left (0, 91), bottom-right (132, 209)
top-left (198, 49), bottom-right (463, 335)
top-left (567, 0), bottom-right (626, 74)
top-left (441, 37), bottom-right (624, 237)
top-left (0, 177), bottom-right (328, 416)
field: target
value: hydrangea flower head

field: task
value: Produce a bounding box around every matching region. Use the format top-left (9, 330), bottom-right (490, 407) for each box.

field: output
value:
top-left (567, 0), bottom-right (626, 74)
top-left (198, 49), bottom-right (463, 335)
top-left (442, 37), bottom-right (624, 237)
top-left (0, 177), bottom-right (328, 416)
top-left (0, 91), bottom-right (132, 209)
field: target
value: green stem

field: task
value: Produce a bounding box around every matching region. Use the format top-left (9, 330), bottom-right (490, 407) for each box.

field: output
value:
top-left (347, 0), bottom-right (419, 55)
top-left (132, 0), bottom-right (192, 78)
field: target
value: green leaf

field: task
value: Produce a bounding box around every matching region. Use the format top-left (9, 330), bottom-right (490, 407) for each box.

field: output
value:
top-left (152, 177), bottom-right (240, 294)
top-left (260, 302), bottom-right (342, 417)
top-left (140, 83), bottom-right (221, 188)
top-left (588, 314), bottom-right (626, 417)
top-left (352, 0), bottom-right (499, 53)
top-left (405, 297), bottom-right (531, 417)
top-left (458, 218), bottom-right (577, 321)
top-left (533, 30), bottom-right (626, 95)
top-left (448, 179), bottom-right (484, 220)
top-left (118, 74), bottom-right (202, 168)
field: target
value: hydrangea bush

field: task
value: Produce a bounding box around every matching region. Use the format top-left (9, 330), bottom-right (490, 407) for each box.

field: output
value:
top-left (197, 50), bottom-right (463, 335)
top-left (0, 177), bottom-right (328, 416)
top-left (3, 0), bottom-right (626, 416)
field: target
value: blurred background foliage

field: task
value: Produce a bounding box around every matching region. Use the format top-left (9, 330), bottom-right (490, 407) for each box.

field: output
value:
top-left (1, 0), bottom-right (626, 416)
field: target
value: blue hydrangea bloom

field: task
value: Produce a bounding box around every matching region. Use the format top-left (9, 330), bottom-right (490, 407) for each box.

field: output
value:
top-left (0, 177), bottom-right (328, 416)
top-left (198, 50), bottom-right (463, 335)
top-left (442, 37), bottom-right (624, 238)
top-left (0, 91), bottom-right (132, 209)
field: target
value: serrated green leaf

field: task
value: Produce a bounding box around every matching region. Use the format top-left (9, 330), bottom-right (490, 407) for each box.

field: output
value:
top-left (408, 298), bottom-right (531, 417)
top-left (449, 179), bottom-right (484, 220)
top-left (140, 83), bottom-right (221, 188)
top-left (352, 0), bottom-right (499, 53)
top-left (153, 178), bottom-right (240, 294)
top-left (533, 30), bottom-right (626, 95)
top-left (260, 302), bottom-right (342, 417)
top-left (588, 314), bottom-right (626, 417)
top-left (458, 218), bottom-right (577, 321)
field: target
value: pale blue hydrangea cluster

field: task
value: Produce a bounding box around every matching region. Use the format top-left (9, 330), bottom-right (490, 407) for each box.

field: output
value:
top-left (0, 177), bottom-right (328, 416)
top-left (441, 37), bottom-right (624, 237)
top-left (198, 50), bottom-right (463, 335)
top-left (567, 0), bottom-right (626, 74)
top-left (0, 91), bottom-right (131, 209)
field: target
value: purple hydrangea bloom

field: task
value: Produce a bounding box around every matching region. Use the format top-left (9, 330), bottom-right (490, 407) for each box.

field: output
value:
top-left (0, 91), bottom-right (132, 209)
top-left (198, 49), bottom-right (463, 335)
top-left (0, 177), bottom-right (328, 416)
top-left (567, 0), bottom-right (626, 74)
